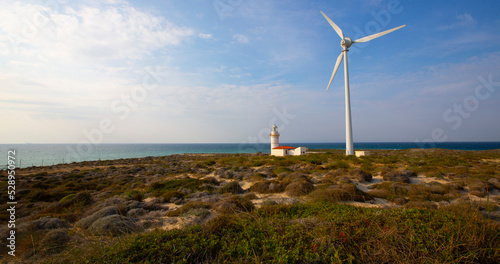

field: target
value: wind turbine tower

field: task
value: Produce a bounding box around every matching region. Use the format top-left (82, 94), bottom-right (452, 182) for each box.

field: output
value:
top-left (321, 11), bottom-right (405, 155)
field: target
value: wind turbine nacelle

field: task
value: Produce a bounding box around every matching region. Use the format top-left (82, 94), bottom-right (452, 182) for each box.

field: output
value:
top-left (341, 37), bottom-right (352, 49)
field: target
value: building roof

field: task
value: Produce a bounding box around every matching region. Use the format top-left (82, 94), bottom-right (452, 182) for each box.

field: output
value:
top-left (272, 146), bottom-right (296, 150)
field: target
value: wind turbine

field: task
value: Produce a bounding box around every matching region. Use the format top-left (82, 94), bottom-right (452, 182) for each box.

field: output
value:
top-left (321, 11), bottom-right (405, 155)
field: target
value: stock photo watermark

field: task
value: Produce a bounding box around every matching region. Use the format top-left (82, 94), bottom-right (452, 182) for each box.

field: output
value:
top-left (7, 0), bottom-right (69, 54)
top-left (65, 66), bottom-right (164, 162)
top-left (238, 106), bottom-right (296, 152)
top-left (350, 0), bottom-right (407, 54)
top-left (6, 150), bottom-right (17, 257)
top-left (213, 0), bottom-right (244, 21)
top-left (415, 74), bottom-right (499, 148)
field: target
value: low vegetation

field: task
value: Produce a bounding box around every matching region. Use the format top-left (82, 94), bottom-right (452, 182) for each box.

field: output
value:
top-left (0, 149), bottom-right (498, 263)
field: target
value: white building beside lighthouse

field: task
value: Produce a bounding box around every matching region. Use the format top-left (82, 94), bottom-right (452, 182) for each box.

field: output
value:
top-left (270, 125), bottom-right (307, 156)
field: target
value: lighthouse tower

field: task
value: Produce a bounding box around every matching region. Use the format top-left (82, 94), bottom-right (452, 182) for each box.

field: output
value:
top-left (270, 124), bottom-right (280, 151)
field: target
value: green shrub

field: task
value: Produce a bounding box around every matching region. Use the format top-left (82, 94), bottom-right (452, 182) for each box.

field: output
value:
top-left (59, 194), bottom-right (76, 204)
top-left (273, 166), bottom-right (292, 175)
top-left (202, 159), bottom-right (216, 166)
top-left (148, 177), bottom-right (213, 196)
top-left (126, 190), bottom-right (144, 201)
top-left (251, 160), bottom-right (265, 166)
top-left (325, 160), bottom-right (350, 170)
top-left (59, 191), bottom-right (92, 207)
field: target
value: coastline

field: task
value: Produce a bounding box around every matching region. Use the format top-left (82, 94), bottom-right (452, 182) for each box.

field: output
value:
top-left (1, 142), bottom-right (500, 168)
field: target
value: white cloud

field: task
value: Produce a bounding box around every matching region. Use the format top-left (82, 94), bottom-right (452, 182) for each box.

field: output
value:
top-left (0, 1), bottom-right (194, 60)
top-left (437, 13), bottom-right (475, 31)
top-left (0, 1), bottom-right (195, 119)
top-left (198, 33), bottom-right (213, 39)
top-left (233, 34), bottom-right (249, 43)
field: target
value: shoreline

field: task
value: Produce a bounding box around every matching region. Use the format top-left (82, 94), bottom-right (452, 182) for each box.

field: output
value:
top-left (3, 147), bottom-right (500, 170)
top-left (5, 147), bottom-right (500, 172)
top-left (2, 142), bottom-right (500, 168)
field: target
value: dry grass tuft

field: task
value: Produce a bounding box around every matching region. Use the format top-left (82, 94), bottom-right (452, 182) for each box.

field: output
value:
top-left (309, 184), bottom-right (372, 202)
top-left (285, 181), bottom-right (315, 196)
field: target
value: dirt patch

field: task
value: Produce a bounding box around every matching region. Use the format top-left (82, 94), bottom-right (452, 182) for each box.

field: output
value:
top-left (356, 176), bottom-right (383, 192)
top-left (409, 176), bottom-right (449, 185)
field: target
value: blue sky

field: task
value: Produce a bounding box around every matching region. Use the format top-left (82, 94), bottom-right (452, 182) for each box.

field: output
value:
top-left (1, 0), bottom-right (499, 144)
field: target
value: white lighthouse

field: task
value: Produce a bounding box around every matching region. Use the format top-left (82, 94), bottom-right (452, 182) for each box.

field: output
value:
top-left (270, 124), bottom-right (280, 151)
top-left (270, 124), bottom-right (307, 156)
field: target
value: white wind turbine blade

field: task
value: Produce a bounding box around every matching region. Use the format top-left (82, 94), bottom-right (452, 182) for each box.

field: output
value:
top-left (320, 11), bottom-right (344, 39)
top-left (326, 52), bottom-right (344, 91)
top-left (353, 24), bottom-right (406, 43)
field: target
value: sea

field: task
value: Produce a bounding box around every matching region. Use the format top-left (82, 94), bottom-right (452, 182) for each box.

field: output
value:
top-left (1, 142), bottom-right (499, 169)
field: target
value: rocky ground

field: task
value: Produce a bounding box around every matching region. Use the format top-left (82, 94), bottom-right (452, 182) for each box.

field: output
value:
top-left (1, 149), bottom-right (499, 263)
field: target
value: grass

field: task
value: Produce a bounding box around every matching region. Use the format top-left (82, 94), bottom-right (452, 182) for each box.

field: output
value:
top-left (309, 184), bottom-right (373, 202)
top-left (147, 177), bottom-right (217, 197)
top-left (368, 181), bottom-right (463, 203)
top-left (4, 149), bottom-right (500, 263)
top-left (67, 201), bottom-right (498, 264)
